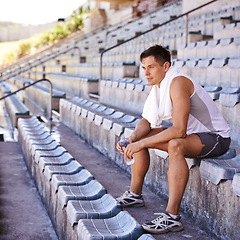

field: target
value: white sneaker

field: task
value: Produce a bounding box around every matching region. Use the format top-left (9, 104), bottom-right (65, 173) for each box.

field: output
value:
top-left (142, 212), bottom-right (184, 234)
top-left (116, 190), bottom-right (145, 207)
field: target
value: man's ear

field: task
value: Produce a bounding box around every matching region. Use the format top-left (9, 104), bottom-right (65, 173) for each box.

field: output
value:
top-left (163, 61), bottom-right (170, 72)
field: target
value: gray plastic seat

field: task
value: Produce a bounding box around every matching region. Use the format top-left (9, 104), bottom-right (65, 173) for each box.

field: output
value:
top-left (34, 145), bottom-right (67, 163)
top-left (30, 136), bottom-right (56, 148)
top-left (31, 140), bottom-right (60, 156)
top-left (212, 58), bottom-right (228, 68)
top-left (44, 160), bottom-right (83, 181)
top-left (219, 88), bottom-right (240, 107)
top-left (22, 128), bottom-right (47, 141)
top-left (21, 123), bottom-right (44, 133)
top-left (94, 107), bottom-right (115, 126)
top-left (66, 194), bottom-right (122, 226)
top-left (200, 154), bottom-right (240, 185)
top-left (28, 135), bottom-right (56, 152)
top-left (103, 111), bottom-right (125, 130)
top-left (232, 173), bottom-right (240, 196)
top-left (27, 132), bottom-right (52, 147)
top-left (138, 234), bottom-right (156, 239)
top-left (19, 123), bottom-right (43, 134)
top-left (18, 116), bottom-right (39, 126)
top-left (228, 57), bottom-right (240, 68)
top-left (26, 130), bottom-right (50, 141)
top-left (77, 211), bottom-right (144, 240)
top-left (58, 180), bottom-right (107, 208)
top-left (87, 110), bottom-right (95, 122)
top-left (22, 128), bottom-right (50, 142)
top-left (186, 148), bottom-right (236, 169)
top-left (24, 127), bottom-right (47, 136)
top-left (204, 86), bottom-right (222, 100)
top-left (103, 118), bottom-right (114, 130)
top-left (113, 118), bottom-right (140, 136)
top-left (39, 152), bottom-right (74, 171)
top-left (197, 58), bottom-right (212, 68)
top-left (51, 169), bottom-right (94, 192)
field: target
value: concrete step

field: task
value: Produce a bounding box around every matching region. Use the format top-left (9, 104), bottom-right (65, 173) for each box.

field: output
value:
top-left (0, 142), bottom-right (58, 240)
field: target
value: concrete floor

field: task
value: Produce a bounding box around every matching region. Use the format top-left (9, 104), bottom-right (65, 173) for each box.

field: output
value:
top-left (0, 142), bottom-right (58, 240)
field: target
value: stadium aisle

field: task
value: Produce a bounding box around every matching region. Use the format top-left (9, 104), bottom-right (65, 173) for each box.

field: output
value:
top-left (0, 142), bottom-right (58, 240)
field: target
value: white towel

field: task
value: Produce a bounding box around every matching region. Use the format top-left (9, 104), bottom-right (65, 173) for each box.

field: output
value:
top-left (142, 67), bottom-right (182, 127)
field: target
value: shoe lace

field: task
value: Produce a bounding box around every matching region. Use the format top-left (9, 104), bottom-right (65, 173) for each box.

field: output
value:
top-left (151, 213), bottom-right (169, 227)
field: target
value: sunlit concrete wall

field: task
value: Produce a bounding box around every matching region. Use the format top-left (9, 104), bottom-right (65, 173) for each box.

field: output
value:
top-left (0, 22), bottom-right (57, 42)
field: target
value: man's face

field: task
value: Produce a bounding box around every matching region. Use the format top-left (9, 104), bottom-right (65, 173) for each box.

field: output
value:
top-left (141, 55), bottom-right (169, 87)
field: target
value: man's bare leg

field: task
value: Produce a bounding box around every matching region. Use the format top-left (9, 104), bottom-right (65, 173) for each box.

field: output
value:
top-left (130, 148), bottom-right (150, 195)
top-left (166, 135), bottom-right (203, 215)
top-left (129, 128), bottom-right (167, 195)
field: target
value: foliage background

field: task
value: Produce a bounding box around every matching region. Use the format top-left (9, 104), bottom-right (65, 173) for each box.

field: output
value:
top-left (0, 6), bottom-right (86, 65)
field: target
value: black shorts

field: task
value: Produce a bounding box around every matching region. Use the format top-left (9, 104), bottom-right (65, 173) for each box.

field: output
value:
top-left (196, 132), bottom-right (231, 159)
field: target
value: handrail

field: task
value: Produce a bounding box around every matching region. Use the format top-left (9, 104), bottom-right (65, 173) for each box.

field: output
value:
top-left (0, 45), bottom-right (81, 82)
top-left (0, 78), bottom-right (53, 123)
top-left (99, 0), bottom-right (218, 81)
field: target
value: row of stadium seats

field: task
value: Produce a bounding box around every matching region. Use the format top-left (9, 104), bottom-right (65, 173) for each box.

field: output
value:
top-left (17, 116), bottom-right (155, 240)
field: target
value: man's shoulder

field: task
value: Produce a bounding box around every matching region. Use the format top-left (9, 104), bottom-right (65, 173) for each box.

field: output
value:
top-left (170, 76), bottom-right (194, 96)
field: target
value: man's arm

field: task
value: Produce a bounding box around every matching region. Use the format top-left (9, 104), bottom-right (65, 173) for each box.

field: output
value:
top-left (123, 76), bottom-right (194, 158)
top-left (129, 118), bottom-right (151, 142)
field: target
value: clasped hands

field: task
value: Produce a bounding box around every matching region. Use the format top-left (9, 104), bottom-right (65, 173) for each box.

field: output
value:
top-left (116, 137), bottom-right (143, 160)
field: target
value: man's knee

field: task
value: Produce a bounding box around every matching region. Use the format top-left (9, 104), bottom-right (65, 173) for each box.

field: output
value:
top-left (168, 139), bottom-right (184, 155)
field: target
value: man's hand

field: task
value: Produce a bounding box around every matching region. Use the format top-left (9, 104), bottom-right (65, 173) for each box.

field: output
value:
top-left (116, 140), bottom-right (124, 155)
top-left (116, 118), bottom-right (150, 157)
top-left (116, 136), bottom-right (132, 155)
top-left (124, 141), bottom-right (143, 159)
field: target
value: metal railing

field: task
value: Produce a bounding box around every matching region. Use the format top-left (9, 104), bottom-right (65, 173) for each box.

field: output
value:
top-left (0, 78), bottom-right (53, 123)
top-left (99, 0), bottom-right (218, 81)
top-left (0, 45), bottom-right (81, 82)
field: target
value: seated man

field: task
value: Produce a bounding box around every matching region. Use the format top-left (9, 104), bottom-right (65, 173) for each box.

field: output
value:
top-left (116, 45), bottom-right (231, 234)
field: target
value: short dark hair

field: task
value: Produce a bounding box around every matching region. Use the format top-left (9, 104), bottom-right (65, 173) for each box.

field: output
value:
top-left (140, 45), bottom-right (171, 67)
